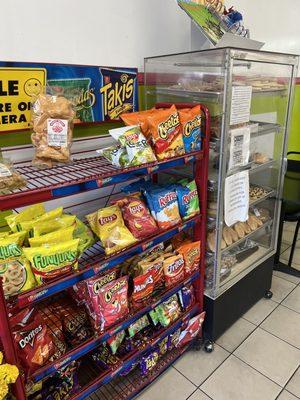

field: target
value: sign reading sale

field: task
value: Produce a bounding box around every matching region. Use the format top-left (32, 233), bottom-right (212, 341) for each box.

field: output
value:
top-left (0, 68), bottom-right (46, 131)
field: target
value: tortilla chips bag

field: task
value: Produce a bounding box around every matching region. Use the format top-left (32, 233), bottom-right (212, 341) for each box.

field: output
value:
top-left (86, 205), bottom-right (137, 255)
top-left (147, 105), bottom-right (185, 160)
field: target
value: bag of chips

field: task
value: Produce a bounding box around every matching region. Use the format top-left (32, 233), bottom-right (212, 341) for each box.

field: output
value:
top-left (73, 217), bottom-right (95, 256)
top-left (147, 105), bottom-right (185, 160)
top-left (177, 241), bottom-right (201, 276)
top-left (107, 330), bottom-right (125, 355)
top-left (178, 285), bottom-right (195, 310)
top-left (23, 238), bottom-right (79, 285)
top-left (116, 195), bottom-right (158, 240)
top-left (132, 271), bottom-right (155, 305)
top-left (178, 105), bottom-right (202, 153)
top-left (176, 180), bottom-right (200, 220)
top-left (11, 308), bottom-right (55, 375)
top-left (0, 231), bottom-right (36, 297)
top-left (96, 276), bottom-right (129, 331)
top-left (154, 294), bottom-right (181, 327)
top-left (86, 205), bottom-right (137, 255)
top-left (121, 109), bottom-right (157, 139)
top-left (110, 125), bottom-right (156, 166)
top-left (92, 346), bottom-right (120, 370)
top-left (163, 254), bottom-right (185, 287)
top-left (144, 187), bottom-right (181, 230)
top-left (28, 226), bottom-right (75, 247)
top-left (18, 207), bottom-right (64, 235)
top-left (97, 145), bottom-right (129, 168)
top-left (137, 254), bottom-right (164, 288)
top-left (128, 315), bottom-right (150, 338)
top-left (140, 349), bottom-right (160, 375)
top-left (32, 214), bottom-right (76, 237)
top-left (5, 203), bottom-right (46, 233)
top-left (176, 312), bottom-right (205, 348)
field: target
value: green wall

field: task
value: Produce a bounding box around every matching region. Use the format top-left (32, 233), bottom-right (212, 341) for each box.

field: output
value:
top-left (288, 85), bottom-right (300, 158)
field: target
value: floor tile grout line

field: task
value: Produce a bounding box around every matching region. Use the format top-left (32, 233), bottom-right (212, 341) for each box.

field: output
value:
top-left (277, 282), bottom-right (299, 305)
top-left (279, 301), bottom-right (300, 316)
top-left (216, 320), bottom-right (258, 355)
top-left (232, 351), bottom-right (298, 389)
top-left (186, 388), bottom-right (214, 400)
top-left (171, 365), bottom-right (198, 388)
top-left (259, 324), bottom-right (300, 351)
top-left (282, 364), bottom-right (300, 394)
top-left (275, 388), bottom-right (286, 400)
top-left (241, 297), bottom-right (281, 327)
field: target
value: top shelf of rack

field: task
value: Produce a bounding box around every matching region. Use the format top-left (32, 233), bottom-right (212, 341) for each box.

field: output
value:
top-left (0, 149), bottom-right (203, 211)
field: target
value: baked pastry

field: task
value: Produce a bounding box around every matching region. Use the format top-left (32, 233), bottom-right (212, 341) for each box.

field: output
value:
top-left (255, 208), bottom-right (270, 223)
top-left (252, 152), bottom-right (269, 164)
top-left (247, 215), bottom-right (259, 231)
top-left (222, 227), bottom-right (233, 246)
top-left (207, 232), bottom-right (216, 252)
top-left (242, 221), bottom-right (251, 234)
top-left (234, 222), bottom-right (246, 239)
top-left (250, 214), bottom-right (263, 227)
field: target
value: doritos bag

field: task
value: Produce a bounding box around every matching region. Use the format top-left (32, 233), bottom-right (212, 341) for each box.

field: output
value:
top-left (147, 105), bottom-right (185, 160)
top-left (178, 105), bottom-right (202, 152)
top-left (11, 308), bottom-right (55, 375)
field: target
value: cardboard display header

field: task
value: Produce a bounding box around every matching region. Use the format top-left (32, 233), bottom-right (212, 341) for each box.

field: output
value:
top-left (0, 61), bottom-right (138, 132)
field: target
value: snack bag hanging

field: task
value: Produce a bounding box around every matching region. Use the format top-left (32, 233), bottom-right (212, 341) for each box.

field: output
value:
top-left (28, 226), bottom-right (75, 247)
top-left (18, 207), bottom-right (64, 235)
top-left (178, 105), bottom-right (202, 152)
top-left (116, 195), bottom-right (158, 239)
top-left (147, 105), bottom-right (185, 160)
top-left (121, 109), bottom-right (157, 138)
top-left (73, 217), bottom-right (95, 256)
top-left (144, 187), bottom-right (181, 229)
top-left (96, 276), bottom-right (129, 331)
top-left (23, 238), bottom-right (79, 284)
top-left (32, 214), bottom-right (76, 236)
top-left (86, 205), bottom-right (137, 255)
top-left (176, 241), bottom-right (201, 275)
top-left (109, 125), bottom-right (156, 166)
top-left (0, 232), bottom-right (36, 297)
top-left (31, 92), bottom-right (75, 167)
top-left (5, 203), bottom-right (46, 233)
top-left (11, 308), bottom-right (55, 375)
top-left (176, 180), bottom-right (200, 220)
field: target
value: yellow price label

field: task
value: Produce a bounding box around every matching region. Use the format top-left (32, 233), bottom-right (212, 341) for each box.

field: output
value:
top-left (0, 67), bottom-right (46, 131)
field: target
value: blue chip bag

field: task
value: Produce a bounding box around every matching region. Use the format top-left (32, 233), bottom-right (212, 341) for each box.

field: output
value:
top-left (176, 180), bottom-right (200, 220)
top-left (179, 106), bottom-right (202, 152)
top-left (144, 187), bottom-right (181, 229)
top-left (122, 179), bottom-right (158, 195)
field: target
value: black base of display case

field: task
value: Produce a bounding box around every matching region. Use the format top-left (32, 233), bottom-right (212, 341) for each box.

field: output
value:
top-left (203, 256), bottom-right (274, 341)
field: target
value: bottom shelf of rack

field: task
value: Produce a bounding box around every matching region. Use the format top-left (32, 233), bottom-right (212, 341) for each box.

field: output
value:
top-left (79, 345), bottom-right (189, 400)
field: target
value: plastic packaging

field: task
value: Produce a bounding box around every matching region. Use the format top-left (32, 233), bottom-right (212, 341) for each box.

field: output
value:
top-left (31, 90), bottom-right (75, 167)
top-left (0, 158), bottom-right (26, 193)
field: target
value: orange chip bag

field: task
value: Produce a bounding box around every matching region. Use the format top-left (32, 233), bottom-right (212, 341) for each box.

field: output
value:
top-left (147, 105), bottom-right (185, 160)
top-left (178, 105), bottom-right (202, 153)
top-left (177, 241), bottom-right (201, 276)
top-left (163, 254), bottom-right (185, 287)
top-left (121, 109), bottom-right (156, 139)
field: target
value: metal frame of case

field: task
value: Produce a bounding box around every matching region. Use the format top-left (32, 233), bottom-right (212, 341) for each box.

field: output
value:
top-left (144, 47), bottom-right (298, 340)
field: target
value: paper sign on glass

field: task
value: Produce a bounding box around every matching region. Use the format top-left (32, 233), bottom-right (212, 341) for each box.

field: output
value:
top-left (230, 86), bottom-right (252, 126)
top-left (228, 126), bottom-right (251, 170)
top-left (224, 170), bottom-right (249, 227)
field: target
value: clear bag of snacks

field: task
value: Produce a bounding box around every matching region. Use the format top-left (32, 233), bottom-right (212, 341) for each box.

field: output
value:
top-left (0, 158), bottom-right (27, 193)
top-left (31, 87), bottom-right (76, 167)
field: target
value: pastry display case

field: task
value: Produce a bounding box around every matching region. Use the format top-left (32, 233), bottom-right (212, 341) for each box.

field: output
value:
top-left (144, 48), bottom-right (298, 339)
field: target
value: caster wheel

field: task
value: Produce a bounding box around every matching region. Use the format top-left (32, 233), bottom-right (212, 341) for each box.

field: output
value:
top-left (264, 290), bottom-right (273, 299)
top-left (204, 340), bottom-right (214, 353)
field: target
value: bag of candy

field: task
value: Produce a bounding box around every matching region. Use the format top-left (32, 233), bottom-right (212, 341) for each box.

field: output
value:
top-left (178, 105), bottom-right (202, 152)
top-left (86, 205), bottom-right (137, 255)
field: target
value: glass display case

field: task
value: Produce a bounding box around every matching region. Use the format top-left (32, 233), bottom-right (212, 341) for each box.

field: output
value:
top-left (144, 48), bottom-right (298, 339)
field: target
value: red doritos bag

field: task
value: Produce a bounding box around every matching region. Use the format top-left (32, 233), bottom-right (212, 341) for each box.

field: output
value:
top-left (11, 308), bottom-right (55, 375)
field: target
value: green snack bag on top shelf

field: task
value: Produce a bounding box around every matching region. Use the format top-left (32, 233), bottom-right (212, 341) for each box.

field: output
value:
top-left (5, 203), bottom-right (46, 233)
top-left (109, 125), bottom-right (156, 167)
top-left (97, 145), bottom-right (129, 168)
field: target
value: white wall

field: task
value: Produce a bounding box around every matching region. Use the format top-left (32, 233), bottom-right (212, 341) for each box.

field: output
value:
top-left (233, 0), bottom-right (300, 55)
top-left (0, 0), bottom-right (191, 70)
top-left (1, 0), bottom-right (299, 69)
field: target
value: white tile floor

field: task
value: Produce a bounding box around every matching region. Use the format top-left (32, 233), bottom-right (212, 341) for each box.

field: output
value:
top-left (138, 222), bottom-right (300, 400)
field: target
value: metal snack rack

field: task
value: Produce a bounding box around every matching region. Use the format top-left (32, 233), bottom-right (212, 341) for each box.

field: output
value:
top-left (0, 102), bottom-right (210, 400)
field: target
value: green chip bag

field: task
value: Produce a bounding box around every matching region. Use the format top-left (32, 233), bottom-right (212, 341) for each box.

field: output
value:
top-left (97, 145), bottom-right (129, 168)
top-left (5, 203), bottom-right (46, 233)
top-left (109, 125), bottom-right (156, 167)
top-left (73, 217), bottom-right (95, 256)
top-left (176, 180), bottom-right (200, 220)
